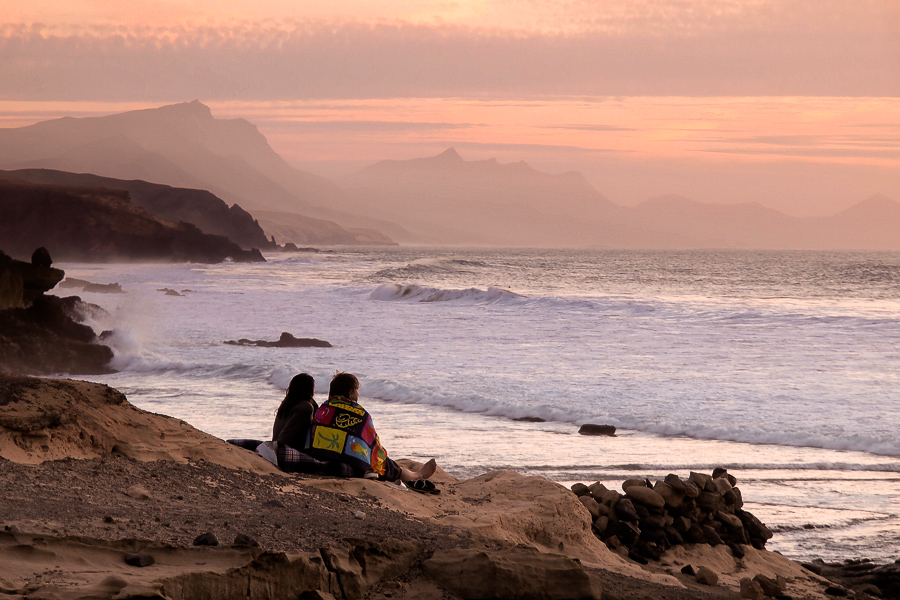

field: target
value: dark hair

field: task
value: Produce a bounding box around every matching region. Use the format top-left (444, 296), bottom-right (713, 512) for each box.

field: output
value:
top-left (329, 372), bottom-right (359, 399)
top-left (275, 373), bottom-right (315, 419)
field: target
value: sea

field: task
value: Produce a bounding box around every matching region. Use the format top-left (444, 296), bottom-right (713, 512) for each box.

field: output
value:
top-left (61, 248), bottom-right (900, 564)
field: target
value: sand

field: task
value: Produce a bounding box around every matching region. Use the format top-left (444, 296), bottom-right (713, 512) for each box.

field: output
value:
top-left (0, 374), bottom-right (845, 600)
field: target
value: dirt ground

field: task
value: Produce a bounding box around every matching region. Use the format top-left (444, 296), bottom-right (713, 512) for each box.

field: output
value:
top-left (0, 454), bottom-right (760, 600)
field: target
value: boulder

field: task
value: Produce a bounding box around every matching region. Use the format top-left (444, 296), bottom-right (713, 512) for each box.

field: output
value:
top-left (587, 482), bottom-right (608, 497)
top-left (682, 479), bottom-right (701, 499)
top-left (737, 509), bottom-right (773, 542)
top-left (717, 511), bottom-right (743, 530)
top-left (570, 483), bottom-right (590, 497)
top-left (689, 471), bottom-right (712, 491)
top-left (753, 574), bottom-right (786, 596)
top-left (224, 332), bottom-right (332, 348)
top-left (624, 486), bottom-right (665, 509)
top-left (600, 489), bottom-right (620, 506)
top-left (740, 577), bottom-right (765, 599)
top-left (577, 424), bottom-right (616, 436)
top-left (652, 482), bottom-right (684, 508)
top-left (578, 496), bottom-right (602, 519)
top-left (423, 547), bottom-right (602, 600)
top-left (695, 565), bottom-right (718, 586)
top-left (664, 474), bottom-right (686, 493)
top-left (613, 498), bottom-right (640, 522)
top-left (193, 532), bottom-right (219, 546)
top-left (124, 553), bottom-right (155, 568)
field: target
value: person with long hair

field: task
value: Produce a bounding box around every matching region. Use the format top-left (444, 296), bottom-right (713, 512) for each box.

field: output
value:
top-left (272, 373), bottom-right (317, 451)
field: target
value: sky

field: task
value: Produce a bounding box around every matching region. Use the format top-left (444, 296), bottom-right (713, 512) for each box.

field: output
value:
top-left (1, 0), bottom-right (899, 215)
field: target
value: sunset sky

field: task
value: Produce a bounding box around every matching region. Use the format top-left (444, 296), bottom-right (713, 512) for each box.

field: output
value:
top-left (2, 0), bottom-right (898, 215)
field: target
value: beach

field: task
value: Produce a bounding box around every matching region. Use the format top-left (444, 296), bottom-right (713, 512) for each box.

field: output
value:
top-left (0, 373), bottom-right (859, 599)
top-left (63, 248), bottom-right (900, 564)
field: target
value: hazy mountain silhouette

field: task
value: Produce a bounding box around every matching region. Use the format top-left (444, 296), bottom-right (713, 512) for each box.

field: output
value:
top-left (341, 148), bottom-right (670, 246)
top-left (344, 150), bottom-right (900, 248)
top-left (1, 102), bottom-right (897, 249)
top-left (0, 101), bottom-right (397, 246)
top-left (631, 193), bottom-right (900, 249)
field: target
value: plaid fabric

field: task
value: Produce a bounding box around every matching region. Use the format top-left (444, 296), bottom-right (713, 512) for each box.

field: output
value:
top-left (226, 439), bottom-right (358, 476)
top-left (227, 439), bottom-right (264, 451)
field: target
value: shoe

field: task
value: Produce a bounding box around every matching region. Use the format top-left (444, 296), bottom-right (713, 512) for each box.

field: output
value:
top-left (363, 470), bottom-right (379, 480)
top-left (408, 479), bottom-right (440, 494)
top-left (256, 441), bottom-right (278, 466)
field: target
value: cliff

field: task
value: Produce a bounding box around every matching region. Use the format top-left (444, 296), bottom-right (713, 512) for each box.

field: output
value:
top-left (0, 169), bottom-right (273, 251)
top-left (0, 178), bottom-right (264, 263)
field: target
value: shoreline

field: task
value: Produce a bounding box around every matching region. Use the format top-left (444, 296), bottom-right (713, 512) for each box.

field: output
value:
top-left (2, 374), bottom-right (892, 599)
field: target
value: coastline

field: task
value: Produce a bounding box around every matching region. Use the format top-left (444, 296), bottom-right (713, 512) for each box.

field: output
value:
top-left (0, 374), bottom-right (876, 599)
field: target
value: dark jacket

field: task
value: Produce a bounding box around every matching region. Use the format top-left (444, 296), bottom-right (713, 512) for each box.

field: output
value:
top-left (272, 398), bottom-right (319, 450)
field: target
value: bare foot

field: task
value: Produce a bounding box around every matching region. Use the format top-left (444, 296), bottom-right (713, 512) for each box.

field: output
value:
top-left (416, 458), bottom-right (437, 480)
top-left (400, 458), bottom-right (438, 482)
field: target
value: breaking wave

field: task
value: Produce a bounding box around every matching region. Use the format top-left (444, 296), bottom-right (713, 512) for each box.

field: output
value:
top-left (370, 283), bottom-right (523, 303)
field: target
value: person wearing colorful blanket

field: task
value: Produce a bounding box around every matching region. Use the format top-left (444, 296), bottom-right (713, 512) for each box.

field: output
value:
top-left (227, 373), bottom-right (356, 476)
top-left (308, 372), bottom-right (437, 482)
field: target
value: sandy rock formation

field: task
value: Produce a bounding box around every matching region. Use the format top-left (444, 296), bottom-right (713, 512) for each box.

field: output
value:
top-left (0, 374), bottom-right (277, 472)
top-left (0, 375), bottom-right (847, 600)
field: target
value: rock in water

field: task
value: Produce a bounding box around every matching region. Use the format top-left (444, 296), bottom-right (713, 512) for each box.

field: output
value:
top-left (224, 332), bottom-right (332, 348)
top-left (577, 424), bottom-right (616, 436)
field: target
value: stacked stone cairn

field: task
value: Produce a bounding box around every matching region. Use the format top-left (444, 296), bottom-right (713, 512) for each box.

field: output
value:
top-left (571, 468), bottom-right (772, 564)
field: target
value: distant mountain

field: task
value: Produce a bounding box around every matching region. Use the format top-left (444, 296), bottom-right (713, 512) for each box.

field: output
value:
top-left (341, 148), bottom-right (666, 246)
top-left (817, 194), bottom-right (900, 249)
top-left (3, 103), bottom-right (896, 249)
top-left (343, 148), bottom-right (900, 248)
top-left (0, 177), bottom-right (264, 263)
top-left (633, 193), bottom-right (900, 250)
top-left (0, 102), bottom-right (397, 246)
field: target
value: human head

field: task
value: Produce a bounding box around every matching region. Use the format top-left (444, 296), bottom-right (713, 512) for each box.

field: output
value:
top-left (329, 372), bottom-right (359, 399)
top-left (286, 373), bottom-right (315, 402)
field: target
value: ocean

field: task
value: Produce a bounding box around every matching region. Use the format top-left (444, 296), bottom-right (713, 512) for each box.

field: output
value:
top-left (63, 248), bottom-right (900, 564)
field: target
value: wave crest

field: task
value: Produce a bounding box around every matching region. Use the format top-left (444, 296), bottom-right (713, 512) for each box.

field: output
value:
top-left (370, 283), bottom-right (523, 304)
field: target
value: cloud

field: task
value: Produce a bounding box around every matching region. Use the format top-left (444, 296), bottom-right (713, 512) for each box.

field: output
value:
top-left (278, 120), bottom-right (478, 132)
top-left (0, 13), bottom-right (897, 101)
top-left (546, 124), bottom-right (637, 132)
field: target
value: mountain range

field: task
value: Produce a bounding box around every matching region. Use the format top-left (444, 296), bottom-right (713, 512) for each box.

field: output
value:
top-left (0, 101), bottom-right (897, 250)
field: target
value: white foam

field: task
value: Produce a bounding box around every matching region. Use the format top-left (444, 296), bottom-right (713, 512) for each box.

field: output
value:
top-left (370, 283), bottom-right (523, 303)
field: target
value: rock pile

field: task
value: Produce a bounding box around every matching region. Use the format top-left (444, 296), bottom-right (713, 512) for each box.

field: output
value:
top-left (572, 468), bottom-right (772, 564)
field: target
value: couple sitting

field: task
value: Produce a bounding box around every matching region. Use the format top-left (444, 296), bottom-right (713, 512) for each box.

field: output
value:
top-left (229, 372), bottom-right (437, 484)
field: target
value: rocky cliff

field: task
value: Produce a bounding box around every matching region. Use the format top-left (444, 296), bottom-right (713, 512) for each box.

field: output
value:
top-left (0, 169), bottom-right (273, 251)
top-left (0, 179), bottom-right (264, 263)
top-left (0, 249), bottom-right (114, 374)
